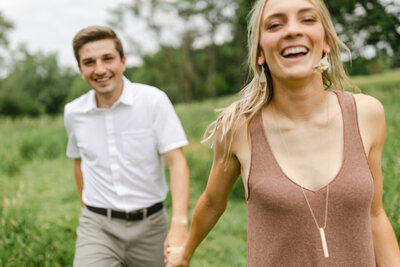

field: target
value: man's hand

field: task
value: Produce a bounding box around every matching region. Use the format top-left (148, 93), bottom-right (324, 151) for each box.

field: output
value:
top-left (164, 220), bottom-right (188, 261)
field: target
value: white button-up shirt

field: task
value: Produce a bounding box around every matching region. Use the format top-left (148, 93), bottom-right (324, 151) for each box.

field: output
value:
top-left (64, 77), bottom-right (188, 211)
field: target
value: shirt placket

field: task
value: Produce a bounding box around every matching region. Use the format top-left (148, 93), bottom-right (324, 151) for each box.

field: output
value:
top-left (105, 111), bottom-right (125, 210)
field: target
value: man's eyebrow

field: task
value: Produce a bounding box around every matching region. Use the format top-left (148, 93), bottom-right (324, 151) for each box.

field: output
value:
top-left (81, 53), bottom-right (115, 62)
top-left (81, 58), bottom-right (94, 62)
top-left (101, 53), bottom-right (115, 57)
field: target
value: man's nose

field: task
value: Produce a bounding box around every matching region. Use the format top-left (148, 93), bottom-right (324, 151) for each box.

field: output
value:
top-left (94, 60), bottom-right (106, 75)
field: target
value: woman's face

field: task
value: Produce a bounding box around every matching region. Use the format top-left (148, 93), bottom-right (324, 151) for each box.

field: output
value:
top-left (257, 0), bottom-right (330, 82)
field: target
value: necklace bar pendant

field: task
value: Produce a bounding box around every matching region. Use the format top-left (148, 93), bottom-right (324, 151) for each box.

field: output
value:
top-left (319, 228), bottom-right (329, 258)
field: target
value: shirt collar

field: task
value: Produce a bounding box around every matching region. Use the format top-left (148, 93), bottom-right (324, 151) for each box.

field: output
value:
top-left (83, 76), bottom-right (134, 112)
top-left (118, 76), bottom-right (134, 106)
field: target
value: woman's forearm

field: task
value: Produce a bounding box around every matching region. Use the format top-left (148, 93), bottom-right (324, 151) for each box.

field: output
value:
top-left (182, 193), bottom-right (228, 263)
top-left (372, 211), bottom-right (400, 266)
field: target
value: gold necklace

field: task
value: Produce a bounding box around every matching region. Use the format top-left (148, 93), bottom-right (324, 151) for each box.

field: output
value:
top-left (271, 93), bottom-right (330, 258)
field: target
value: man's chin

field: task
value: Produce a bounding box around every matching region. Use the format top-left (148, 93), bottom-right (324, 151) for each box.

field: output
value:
top-left (93, 87), bottom-right (114, 95)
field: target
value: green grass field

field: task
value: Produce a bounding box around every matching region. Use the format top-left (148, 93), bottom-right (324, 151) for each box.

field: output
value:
top-left (1, 69), bottom-right (399, 266)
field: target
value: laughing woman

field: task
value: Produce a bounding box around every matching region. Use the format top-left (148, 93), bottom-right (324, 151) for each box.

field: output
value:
top-left (166, 0), bottom-right (400, 266)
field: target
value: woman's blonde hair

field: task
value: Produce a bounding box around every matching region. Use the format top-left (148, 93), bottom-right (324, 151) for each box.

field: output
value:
top-left (202, 0), bottom-right (359, 160)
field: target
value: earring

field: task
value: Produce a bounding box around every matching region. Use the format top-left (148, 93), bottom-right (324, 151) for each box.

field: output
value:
top-left (313, 53), bottom-right (329, 73)
top-left (259, 65), bottom-right (267, 93)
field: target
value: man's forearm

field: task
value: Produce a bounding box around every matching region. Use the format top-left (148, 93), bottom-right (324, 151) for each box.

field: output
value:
top-left (170, 161), bottom-right (190, 224)
top-left (73, 158), bottom-right (84, 207)
top-left (164, 148), bottom-right (190, 249)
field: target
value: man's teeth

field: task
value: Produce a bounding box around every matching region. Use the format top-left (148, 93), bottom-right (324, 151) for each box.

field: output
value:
top-left (282, 47), bottom-right (308, 56)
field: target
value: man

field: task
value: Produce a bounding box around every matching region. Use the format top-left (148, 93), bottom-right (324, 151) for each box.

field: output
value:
top-left (64, 25), bottom-right (190, 267)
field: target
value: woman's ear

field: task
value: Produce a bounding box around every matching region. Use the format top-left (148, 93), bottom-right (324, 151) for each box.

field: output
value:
top-left (323, 41), bottom-right (331, 54)
top-left (257, 53), bottom-right (265, 66)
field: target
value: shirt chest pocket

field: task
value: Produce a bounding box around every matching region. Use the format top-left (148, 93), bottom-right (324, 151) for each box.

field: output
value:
top-left (122, 129), bottom-right (158, 164)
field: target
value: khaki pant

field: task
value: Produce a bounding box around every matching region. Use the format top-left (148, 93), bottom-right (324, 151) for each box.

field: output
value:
top-left (73, 206), bottom-right (168, 267)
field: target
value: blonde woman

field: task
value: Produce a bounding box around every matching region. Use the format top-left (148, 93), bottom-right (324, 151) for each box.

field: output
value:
top-left (166, 0), bottom-right (400, 266)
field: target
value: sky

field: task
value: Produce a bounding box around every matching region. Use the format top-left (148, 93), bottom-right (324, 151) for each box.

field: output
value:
top-left (0, 0), bottom-right (134, 70)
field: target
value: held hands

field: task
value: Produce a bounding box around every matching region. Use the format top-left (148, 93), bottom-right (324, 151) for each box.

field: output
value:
top-left (165, 246), bottom-right (189, 267)
top-left (164, 220), bottom-right (188, 265)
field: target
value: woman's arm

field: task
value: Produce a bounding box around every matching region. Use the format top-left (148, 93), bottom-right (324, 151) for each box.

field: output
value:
top-left (167, 128), bottom-right (241, 266)
top-left (356, 94), bottom-right (400, 266)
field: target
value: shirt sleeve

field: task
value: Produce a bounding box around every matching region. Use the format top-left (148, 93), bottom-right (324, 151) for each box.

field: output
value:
top-left (152, 92), bottom-right (189, 154)
top-left (64, 105), bottom-right (81, 158)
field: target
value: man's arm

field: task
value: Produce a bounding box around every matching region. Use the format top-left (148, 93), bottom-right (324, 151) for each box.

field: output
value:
top-left (163, 148), bottom-right (190, 254)
top-left (73, 158), bottom-right (85, 207)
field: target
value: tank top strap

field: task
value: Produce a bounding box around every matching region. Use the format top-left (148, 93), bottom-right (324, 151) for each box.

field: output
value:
top-left (249, 111), bottom-right (264, 144)
top-left (248, 111), bottom-right (275, 200)
top-left (334, 90), bottom-right (365, 160)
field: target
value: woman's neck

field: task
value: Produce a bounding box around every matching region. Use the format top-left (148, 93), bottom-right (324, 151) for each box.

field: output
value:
top-left (271, 75), bottom-right (328, 121)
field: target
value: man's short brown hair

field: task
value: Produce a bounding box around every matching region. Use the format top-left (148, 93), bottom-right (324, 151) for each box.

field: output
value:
top-left (73, 26), bottom-right (124, 66)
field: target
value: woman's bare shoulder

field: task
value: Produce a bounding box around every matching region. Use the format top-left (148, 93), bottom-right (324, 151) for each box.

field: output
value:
top-left (353, 92), bottom-right (386, 149)
top-left (353, 93), bottom-right (385, 124)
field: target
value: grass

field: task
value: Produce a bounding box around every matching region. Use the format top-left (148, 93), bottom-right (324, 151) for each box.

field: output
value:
top-left (0, 69), bottom-right (399, 266)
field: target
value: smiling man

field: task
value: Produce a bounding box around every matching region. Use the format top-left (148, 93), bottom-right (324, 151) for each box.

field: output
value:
top-left (64, 26), bottom-right (190, 267)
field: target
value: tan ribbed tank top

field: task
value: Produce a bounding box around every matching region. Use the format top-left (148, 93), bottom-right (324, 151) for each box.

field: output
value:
top-left (247, 91), bottom-right (376, 266)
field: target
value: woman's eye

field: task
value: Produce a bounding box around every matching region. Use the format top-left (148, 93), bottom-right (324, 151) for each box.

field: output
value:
top-left (303, 17), bottom-right (317, 23)
top-left (267, 23), bottom-right (281, 30)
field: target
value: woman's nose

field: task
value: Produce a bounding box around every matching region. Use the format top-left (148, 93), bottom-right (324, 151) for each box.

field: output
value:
top-left (284, 20), bottom-right (303, 38)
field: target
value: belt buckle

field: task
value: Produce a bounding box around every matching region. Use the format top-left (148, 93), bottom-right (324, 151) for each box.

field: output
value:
top-left (125, 208), bottom-right (147, 220)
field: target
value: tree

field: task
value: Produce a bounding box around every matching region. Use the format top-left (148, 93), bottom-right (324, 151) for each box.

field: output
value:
top-left (0, 11), bottom-right (14, 70)
top-left (3, 49), bottom-right (76, 114)
top-left (232, 0), bottom-right (257, 83)
top-left (174, 0), bottom-right (239, 99)
top-left (109, 0), bottom-right (239, 101)
top-left (0, 11), bottom-right (13, 49)
top-left (326, 0), bottom-right (400, 67)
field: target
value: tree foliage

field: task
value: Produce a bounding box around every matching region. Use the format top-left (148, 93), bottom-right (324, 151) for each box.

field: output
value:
top-left (0, 11), bottom-right (14, 68)
top-left (326, 0), bottom-right (400, 67)
top-left (0, 11), bottom-right (13, 46)
top-left (110, 0), bottom-right (240, 101)
top-left (1, 49), bottom-right (78, 116)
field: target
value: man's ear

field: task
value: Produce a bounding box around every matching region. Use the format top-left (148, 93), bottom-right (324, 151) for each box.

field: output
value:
top-left (122, 56), bottom-right (127, 72)
top-left (78, 66), bottom-right (85, 79)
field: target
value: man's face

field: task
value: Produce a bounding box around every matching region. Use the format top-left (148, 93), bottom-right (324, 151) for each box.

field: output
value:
top-left (78, 39), bottom-right (126, 98)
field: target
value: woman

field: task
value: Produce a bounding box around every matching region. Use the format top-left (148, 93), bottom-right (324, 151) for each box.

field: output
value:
top-left (166, 0), bottom-right (400, 266)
